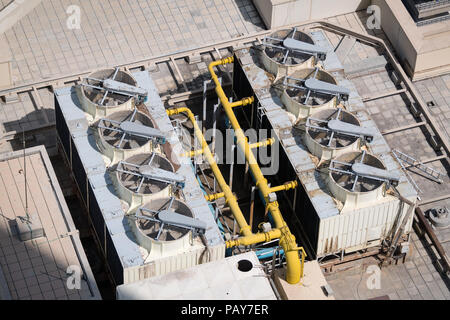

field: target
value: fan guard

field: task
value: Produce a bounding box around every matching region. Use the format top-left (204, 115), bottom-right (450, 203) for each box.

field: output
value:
top-left (131, 197), bottom-right (197, 258)
top-left (96, 109), bottom-right (162, 165)
top-left (113, 153), bottom-right (176, 212)
top-left (327, 151), bottom-right (393, 212)
top-left (280, 68), bottom-right (343, 122)
top-left (305, 108), bottom-right (362, 161)
top-left (261, 28), bottom-right (317, 79)
top-left (79, 68), bottom-right (138, 119)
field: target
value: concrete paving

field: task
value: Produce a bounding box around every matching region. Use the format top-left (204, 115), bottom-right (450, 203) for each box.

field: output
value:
top-left (319, 10), bottom-right (450, 300)
top-left (325, 231), bottom-right (450, 300)
top-left (1, 0), bottom-right (264, 87)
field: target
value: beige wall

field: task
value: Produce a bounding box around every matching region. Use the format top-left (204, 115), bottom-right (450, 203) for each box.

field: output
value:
top-left (372, 0), bottom-right (450, 80)
top-left (253, 0), bottom-right (370, 29)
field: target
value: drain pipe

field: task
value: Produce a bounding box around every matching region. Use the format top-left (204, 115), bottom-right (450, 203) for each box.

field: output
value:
top-left (208, 57), bottom-right (304, 284)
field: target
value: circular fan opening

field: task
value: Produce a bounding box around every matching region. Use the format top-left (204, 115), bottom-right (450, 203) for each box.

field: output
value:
top-left (98, 110), bottom-right (155, 150)
top-left (264, 29), bottom-right (315, 66)
top-left (237, 259), bottom-right (253, 272)
top-left (331, 152), bottom-right (385, 193)
top-left (118, 153), bottom-right (174, 195)
top-left (138, 198), bottom-right (193, 241)
top-left (307, 109), bottom-right (360, 149)
top-left (82, 69), bottom-right (136, 106)
top-left (285, 68), bottom-right (337, 106)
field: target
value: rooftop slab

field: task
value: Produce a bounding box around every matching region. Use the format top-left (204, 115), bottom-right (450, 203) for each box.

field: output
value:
top-left (0, 145), bottom-right (101, 300)
top-left (1, 0), bottom-right (264, 87)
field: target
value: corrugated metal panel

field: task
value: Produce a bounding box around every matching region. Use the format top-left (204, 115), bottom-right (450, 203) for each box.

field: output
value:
top-left (122, 243), bottom-right (226, 284)
top-left (317, 195), bottom-right (416, 256)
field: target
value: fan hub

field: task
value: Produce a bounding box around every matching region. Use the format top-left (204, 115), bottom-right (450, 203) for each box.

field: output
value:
top-left (119, 121), bottom-right (166, 143)
top-left (102, 79), bottom-right (148, 97)
top-left (351, 163), bottom-right (400, 186)
top-left (327, 119), bottom-right (375, 142)
top-left (158, 209), bottom-right (207, 233)
top-left (304, 78), bottom-right (350, 99)
top-left (139, 165), bottom-right (185, 188)
top-left (282, 37), bottom-right (327, 57)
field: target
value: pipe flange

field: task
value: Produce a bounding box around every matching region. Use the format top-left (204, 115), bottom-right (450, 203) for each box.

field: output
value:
top-left (428, 207), bottom-right (450, 228)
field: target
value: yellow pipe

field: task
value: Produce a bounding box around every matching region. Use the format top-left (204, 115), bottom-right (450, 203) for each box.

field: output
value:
top-left (205, 192), bottom-right (225, 201)
top-left (269, 181), bottom-right (298, 193)
top-left (249, 138), bottom-right (275, 149)
top-left (226, 228), bottom-right (281, 247)
top-left (209, 57), bottom-right (303, 284)
top-left (167, 107), bottom-right (253, 237)
top-left (183, 148), bottom-right (204, 157)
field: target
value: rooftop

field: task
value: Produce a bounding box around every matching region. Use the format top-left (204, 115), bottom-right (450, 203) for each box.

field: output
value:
top-left (0, 145), bottom-right (100, 300)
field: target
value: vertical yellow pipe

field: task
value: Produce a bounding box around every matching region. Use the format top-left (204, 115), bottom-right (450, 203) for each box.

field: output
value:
top-left (167, 107), bottom-right (252, 237)
top-left (208, 57), bottom-right (302, 284)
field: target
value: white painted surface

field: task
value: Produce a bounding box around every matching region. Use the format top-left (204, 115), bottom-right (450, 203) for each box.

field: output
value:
top-left (117, 252), bottom-right (277, 300)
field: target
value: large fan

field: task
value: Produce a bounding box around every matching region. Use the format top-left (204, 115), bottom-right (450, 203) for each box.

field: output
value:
top-left (97, 108), bottom-right (165, 150)
top-left (329, 151), bottom-right (400, 193)
top-left (263, 27), bottom-right (327, 65)
top-left (306, 108), bottom-right (374, 148)
top-left (135, 197), bottom-right (206, 241)
top-left (284, 67), bottom-right (350, 106)
top-left (81, 68), bottom-right (147, 106)
top-left (116, 153), bottom-right (185, 195)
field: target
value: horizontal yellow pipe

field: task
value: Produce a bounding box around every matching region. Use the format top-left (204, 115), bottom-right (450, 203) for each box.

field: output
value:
top-left (205, 192), bottom-right (225, 201)
top-left (249, 138), bottom-right (275, 149)
top-left (226, 228), bottom-right (281, 248)
top-left (209, 57), bottom-right (303, 284)
top-left (183, 148), bottom-right (204, 157)
top-left (166, 107), bottom-right (252, 237)
top-left (269, 180), bottom-right (298, 193)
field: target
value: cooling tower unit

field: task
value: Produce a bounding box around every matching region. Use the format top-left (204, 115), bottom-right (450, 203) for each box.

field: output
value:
top-left (280, 67), bottom-right (350, 122)
top-left (328, 151), bottom-right (401, 212)
top-left (304, 108), bottom-right (375, 162)
top-left (232, 32), bottom-right (418, 259)
top-left (96, 108), bottom-right (165, 165)
top-left (131, 197), bottom-right (206, 259)
top-left (113, 152), bottom-right (185, 213)
top-left (79, 68), bottom-right (147, 120)
top-left (261, 28), bottom-right (326, 79)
